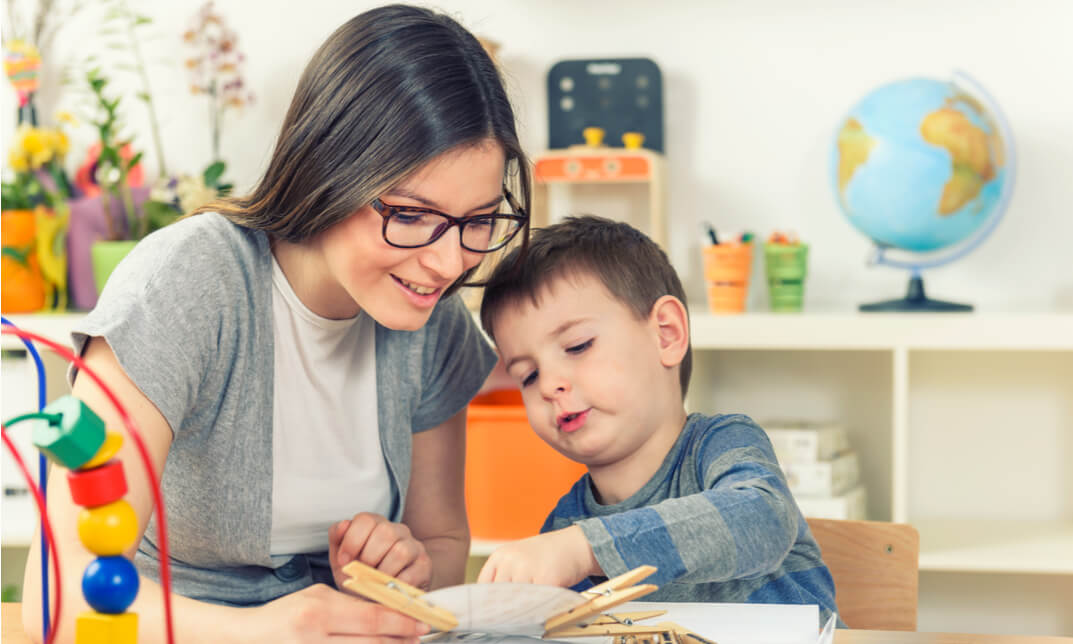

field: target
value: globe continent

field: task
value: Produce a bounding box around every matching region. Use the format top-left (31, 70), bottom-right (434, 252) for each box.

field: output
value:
top-left (833, 78), bottom-right (1008, 253)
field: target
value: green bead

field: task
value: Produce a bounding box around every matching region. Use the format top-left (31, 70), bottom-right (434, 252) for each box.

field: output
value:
top-left (32, 395), bottom-right (106, 470)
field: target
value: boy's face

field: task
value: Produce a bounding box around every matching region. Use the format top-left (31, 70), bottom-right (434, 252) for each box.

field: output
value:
top-left (492, 272), bottom-right (683, 469)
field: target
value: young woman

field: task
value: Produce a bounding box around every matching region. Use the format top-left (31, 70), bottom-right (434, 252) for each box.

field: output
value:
top-left (22, 5), bottom-right (530, 642)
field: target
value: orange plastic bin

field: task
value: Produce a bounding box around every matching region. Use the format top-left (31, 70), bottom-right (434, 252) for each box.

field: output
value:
top-left (465, 390), bottom-right (587, 540)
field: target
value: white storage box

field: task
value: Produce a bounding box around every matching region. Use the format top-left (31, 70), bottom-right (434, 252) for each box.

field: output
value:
top-left (781, 450), bottom-right (859, 497)
top-left (763, 421), bottom-right (849, 463)
top-left (794, 485), bottom-right (867, 520)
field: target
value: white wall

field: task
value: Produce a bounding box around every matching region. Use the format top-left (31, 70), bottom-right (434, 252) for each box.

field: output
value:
top-left (5, 0), bottom-right (1073, 312)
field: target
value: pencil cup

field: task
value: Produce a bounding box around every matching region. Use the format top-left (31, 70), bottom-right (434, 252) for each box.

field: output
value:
top-left (702, 243), bottom-right (753, 314)
top-left (764, 243), bottom-right (809, 312)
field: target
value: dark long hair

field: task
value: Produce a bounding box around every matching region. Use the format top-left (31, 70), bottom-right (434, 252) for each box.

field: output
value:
top-left (199, 4), bottom-right (531, 295)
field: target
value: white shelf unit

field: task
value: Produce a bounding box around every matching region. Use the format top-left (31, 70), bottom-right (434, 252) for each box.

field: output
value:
top-left (1, 313), bottom-right (84, 547)
top-left (685, 310), bottom-right (1073, 578)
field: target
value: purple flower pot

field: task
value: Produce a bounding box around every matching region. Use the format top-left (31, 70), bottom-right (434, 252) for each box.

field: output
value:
top-left (67, 187), bottom-right (150, 310)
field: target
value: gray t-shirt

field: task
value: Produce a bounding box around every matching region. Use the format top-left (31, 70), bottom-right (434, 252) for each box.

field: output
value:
top-left (71, 213), bottom-right (496, 605)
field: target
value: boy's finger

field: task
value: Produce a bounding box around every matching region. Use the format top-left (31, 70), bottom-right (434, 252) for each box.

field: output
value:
top-left (476, 559), bottom-right (495, 584)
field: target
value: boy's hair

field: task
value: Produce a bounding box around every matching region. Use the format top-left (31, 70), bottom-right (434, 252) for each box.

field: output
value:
top-left (481, 215), bottom-right (692, 399)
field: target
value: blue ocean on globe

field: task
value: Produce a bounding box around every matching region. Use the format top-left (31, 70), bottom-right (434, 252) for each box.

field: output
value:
top-left (832, 77), bottom-right (1010, 254)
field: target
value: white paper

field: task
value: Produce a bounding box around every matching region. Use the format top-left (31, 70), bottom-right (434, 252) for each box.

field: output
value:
top-left (422, 592), bottom-right (822, 644)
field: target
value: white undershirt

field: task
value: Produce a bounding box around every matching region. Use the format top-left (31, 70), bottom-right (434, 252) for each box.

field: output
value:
top-left (269, 256), bottom-right (391, 555)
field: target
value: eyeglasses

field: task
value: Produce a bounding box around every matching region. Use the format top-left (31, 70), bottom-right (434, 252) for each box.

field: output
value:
top-left (370, 188), bottom-right (528, 253)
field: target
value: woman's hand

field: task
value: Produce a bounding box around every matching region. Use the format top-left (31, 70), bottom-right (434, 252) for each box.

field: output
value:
top-left (476, 525), bottom-right (599, 587)
top-left (242, 584), bottom-right (430, 644)
top-left (329, 512), bottom-right (432, 591)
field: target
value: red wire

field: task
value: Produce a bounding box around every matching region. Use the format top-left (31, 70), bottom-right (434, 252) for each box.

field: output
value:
top-left (1, 428), bottom-right (61, 644)
top-left (0, 327), bottom-right (176, 644)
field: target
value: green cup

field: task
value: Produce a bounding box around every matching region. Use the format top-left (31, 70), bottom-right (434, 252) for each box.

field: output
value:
top-left (764, 243), bottom-right (808, 312)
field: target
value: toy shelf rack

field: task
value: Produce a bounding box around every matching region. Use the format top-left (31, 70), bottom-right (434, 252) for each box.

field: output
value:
top-left (531, 146), bottom-right (667, 249)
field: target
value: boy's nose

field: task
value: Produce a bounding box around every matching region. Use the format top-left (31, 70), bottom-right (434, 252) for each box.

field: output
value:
top-left (540, 376), bottom-right (570, 400)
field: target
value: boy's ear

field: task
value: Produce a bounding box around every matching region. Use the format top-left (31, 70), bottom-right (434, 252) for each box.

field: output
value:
top-left (650, 295), bottom-right (689, 368)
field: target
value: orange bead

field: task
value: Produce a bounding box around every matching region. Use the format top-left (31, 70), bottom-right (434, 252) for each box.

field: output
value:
top-left (75, 611), bottom-right (137, 644)
top-left (77, 500), bottom-right (138, 556)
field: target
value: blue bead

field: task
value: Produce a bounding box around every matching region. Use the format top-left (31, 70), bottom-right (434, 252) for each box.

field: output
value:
top-left (82, 556), bottom-right (140, 614)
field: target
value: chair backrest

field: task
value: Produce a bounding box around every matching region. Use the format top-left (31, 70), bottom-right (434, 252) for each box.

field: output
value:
top-left (806, 518), bottom-right (920, 631)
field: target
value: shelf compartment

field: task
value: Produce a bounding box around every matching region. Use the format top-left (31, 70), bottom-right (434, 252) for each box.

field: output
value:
top-left (916, 519), bottom-right (1073, 574)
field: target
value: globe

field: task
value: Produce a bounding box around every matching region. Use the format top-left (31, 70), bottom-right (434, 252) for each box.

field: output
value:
top-left (831, 72), bottom-right (1016, 311)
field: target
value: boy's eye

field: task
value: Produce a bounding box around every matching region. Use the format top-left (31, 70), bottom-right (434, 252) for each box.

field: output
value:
top-left (521, 370), bottom-right (538, 387)
top-left (566, 339), bottom-right (593, 354)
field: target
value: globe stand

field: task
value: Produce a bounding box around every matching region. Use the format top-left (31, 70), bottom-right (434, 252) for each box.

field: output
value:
top-left (860, 275), bottom-right (972, 312)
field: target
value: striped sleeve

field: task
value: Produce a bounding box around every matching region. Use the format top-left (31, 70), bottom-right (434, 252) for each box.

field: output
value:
top-left (576, 420), bottom-right (799, 586)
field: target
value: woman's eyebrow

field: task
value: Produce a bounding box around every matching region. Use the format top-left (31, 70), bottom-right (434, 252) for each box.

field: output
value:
top-left (384, 187), bottom-right (504, 213)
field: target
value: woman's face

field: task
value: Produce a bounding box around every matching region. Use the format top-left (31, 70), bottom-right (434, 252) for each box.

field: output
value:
top-left (314, 140), bottom-right (506, 329)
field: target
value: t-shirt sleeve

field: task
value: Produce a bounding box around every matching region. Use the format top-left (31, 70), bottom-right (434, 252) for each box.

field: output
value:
top-left (70, 218), bottom-right (239, 436)
top-left (411, 294), bottom-right (497, 432)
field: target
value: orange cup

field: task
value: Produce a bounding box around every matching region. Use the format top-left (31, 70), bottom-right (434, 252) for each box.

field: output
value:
top-left (702, 244), bottom-right (753, 313)
top-left (465, 390), bottom-right (587, 540)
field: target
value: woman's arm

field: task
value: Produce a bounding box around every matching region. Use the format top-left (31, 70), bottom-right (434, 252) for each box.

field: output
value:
top-left (401, 408), bottom-right (470, 589)
top-left (21, 338), bottom-right (429, 644)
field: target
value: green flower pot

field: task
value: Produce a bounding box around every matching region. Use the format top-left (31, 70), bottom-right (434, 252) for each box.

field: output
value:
top-left (90, 239), bottom-right (138, 297)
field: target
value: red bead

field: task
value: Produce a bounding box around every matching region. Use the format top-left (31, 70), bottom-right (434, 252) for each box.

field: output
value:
top-left (68, 460), bottom-right (127, 508)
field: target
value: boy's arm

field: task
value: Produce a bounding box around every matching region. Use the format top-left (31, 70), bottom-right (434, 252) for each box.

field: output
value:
top-left (576, 421), bottom-right (799, 587)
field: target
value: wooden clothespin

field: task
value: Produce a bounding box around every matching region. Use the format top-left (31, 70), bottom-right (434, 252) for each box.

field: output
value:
top-left (341, 561), bottom-right (459, 632)
top-left (543, 565), bottom-right (659, 636)
top-left (547, 618), bottom-right (718, 644)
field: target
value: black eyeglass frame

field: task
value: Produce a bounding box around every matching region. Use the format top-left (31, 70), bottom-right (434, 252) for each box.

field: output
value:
top-left (370, 187), bottom-right (528, 253)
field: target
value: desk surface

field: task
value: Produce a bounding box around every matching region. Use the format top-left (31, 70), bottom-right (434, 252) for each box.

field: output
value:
top-left (3, 603), bottom-right (1069, 644)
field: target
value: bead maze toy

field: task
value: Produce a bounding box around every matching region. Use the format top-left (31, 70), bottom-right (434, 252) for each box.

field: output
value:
top-left (1, 319), bottom-right (176, 644)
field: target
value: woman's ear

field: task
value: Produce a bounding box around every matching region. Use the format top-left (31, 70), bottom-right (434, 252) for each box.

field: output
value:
top-left (650, 295), bottom-right (690, 368)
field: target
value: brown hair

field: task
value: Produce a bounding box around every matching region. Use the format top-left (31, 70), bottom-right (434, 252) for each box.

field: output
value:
top-left (480, 215), bottom-right (692, 398)
top-left (196, 4), bottom-right (530, 295)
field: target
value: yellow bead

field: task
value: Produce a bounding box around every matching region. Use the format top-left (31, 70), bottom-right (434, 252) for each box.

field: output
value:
top-left (77, 500), bottom-right (138, 556)
top-left (81, 431), bottom-right (124, 470)
top-left (75, 611), bottom-right (137, 644)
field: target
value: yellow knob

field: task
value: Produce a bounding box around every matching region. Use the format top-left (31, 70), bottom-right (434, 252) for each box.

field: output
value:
top-left (582, 127), bottom-right (605, 147)
top-left (622, 132), bottom-right (645, 149)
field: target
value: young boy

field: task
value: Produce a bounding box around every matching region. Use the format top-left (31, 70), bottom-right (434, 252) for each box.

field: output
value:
top-left (476, 216), bottom-right (839, 624)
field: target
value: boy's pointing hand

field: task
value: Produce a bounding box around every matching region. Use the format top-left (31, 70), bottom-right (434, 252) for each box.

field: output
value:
top-left (477, 525), bottom-right (600, 587)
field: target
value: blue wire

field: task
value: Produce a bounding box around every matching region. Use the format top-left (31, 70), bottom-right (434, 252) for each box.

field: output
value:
top-left (1, 317), bottom-right (50, 639)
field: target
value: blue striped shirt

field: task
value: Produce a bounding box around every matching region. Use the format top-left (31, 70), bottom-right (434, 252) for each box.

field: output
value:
top-left (541, 413), bottom-right (840, 625)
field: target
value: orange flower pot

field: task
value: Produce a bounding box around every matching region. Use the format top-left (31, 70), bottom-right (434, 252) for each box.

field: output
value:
top-left (1, 209), bottom-right (46, 313)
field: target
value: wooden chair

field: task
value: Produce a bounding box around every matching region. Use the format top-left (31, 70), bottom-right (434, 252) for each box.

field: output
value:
top-left (806, 518), bottom-right (920, 631)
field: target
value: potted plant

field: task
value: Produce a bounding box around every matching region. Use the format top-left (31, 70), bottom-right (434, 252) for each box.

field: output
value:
top-left (1, 115), bottom-right (76, 313)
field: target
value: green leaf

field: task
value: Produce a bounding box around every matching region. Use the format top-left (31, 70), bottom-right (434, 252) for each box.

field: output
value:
top-left (135, 15), bottom-right (152, 25)
top-left (143, 199), bottom-right (182, 234)
top-left (2, 182), bottom-right (31, 210)
top-left (127, 152), bottom-right (144, 171)
top-left (203, 161), bottom-right (226, 187)
top-left (137, 92), bottom-right (150, 102)
top-left (99, 146), bottom-right (120, 167)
